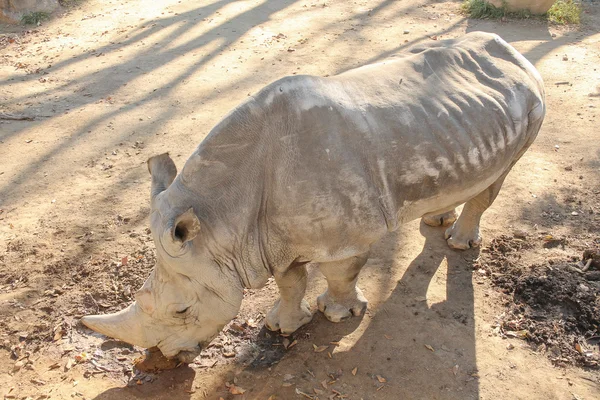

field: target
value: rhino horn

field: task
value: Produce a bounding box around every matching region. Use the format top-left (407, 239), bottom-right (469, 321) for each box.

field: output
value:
top-left (81, 303), bottom-right (152, 348)
top-left (147, 153), bottom-right (177, 201)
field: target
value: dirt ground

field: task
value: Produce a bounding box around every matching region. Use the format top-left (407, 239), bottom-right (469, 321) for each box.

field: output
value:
top-left (1, 0), bottom-right (599, 399)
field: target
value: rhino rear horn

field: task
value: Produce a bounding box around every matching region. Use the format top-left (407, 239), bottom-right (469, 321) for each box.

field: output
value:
top-left (148, 153), bottom-right (177, 201)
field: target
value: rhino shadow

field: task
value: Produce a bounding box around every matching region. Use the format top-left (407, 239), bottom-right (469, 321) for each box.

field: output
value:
top-left (201, 221), bottom-right (482, 400)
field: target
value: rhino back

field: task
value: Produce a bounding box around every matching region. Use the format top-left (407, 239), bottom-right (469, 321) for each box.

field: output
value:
top-left (180, 32), bottom-right (544, 263)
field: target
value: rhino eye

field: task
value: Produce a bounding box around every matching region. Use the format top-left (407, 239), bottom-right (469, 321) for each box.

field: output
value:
top-left (176, 306), bottom-right (190, 315)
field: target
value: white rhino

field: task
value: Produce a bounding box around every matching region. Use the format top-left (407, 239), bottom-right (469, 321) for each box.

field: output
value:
top-left (82, 32), bottom-right (545, 362)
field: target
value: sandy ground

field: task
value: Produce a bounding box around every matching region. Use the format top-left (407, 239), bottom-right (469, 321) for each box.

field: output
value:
top-left (1, 0), bottom-right (599, 399)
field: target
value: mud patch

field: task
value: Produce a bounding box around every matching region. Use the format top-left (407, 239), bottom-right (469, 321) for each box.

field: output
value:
top-left (478, 236), bottom-right (600, 369)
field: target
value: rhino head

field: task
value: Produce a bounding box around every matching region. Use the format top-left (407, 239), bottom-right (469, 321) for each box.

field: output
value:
top-left (81, 153), bottom-right (245, 362)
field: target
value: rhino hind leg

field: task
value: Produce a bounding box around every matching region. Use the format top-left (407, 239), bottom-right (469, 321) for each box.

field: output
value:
top-left (317, 252), bottom-right (369, 323)
top-left (422, 209), bottom-right (459, 227)
top-left (445, 173), bottom-right (508, 250)
top-left (265, 263), bottom-right (313, 334)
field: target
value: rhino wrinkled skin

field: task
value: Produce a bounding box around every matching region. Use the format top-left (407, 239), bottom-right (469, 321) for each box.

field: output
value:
top-left (82, 32), bottom-right (545, 362)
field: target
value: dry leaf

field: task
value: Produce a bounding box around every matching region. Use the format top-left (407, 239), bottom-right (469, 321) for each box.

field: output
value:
top-left (314, 388), bottom-right (324, 395)
top-left (575, 343), bottom-right (583, 354)
top-left (313, 344), bottom-right (328, 353)
top-left (330, 341), bottom-right (340, 345)
top-left (282, 382), bottom-right (293, 387)
top-left (287, 339), bottom-right (298, 349)
top-left (121, 256), bottom-right (128, 266)
top-left (320, 380), bottom-right (328, 389)
top-left (229, 385), bottom-right (246, 395)
top-left (352, 367), bottom-right (358, 376)
top-left (53, 330), bottom-right (63, 341)
top-left (452, 365), bottom-right (459, 376)
top-left (48, 363), bottom-right (60, 370)
top-left (384, 334), bottom-right (393, 340)
top-left (295, 388), bottom-right (314, 399)
top-left (376, 375), bottom-right (387, 383)
top-left (424, 344), bottom-right (434, 352)
top-left (327, 352), bottom-right (332, 358)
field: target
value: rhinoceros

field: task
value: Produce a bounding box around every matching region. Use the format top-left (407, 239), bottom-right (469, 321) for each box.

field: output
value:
top-left (82, 32), bottom-right (545, 362)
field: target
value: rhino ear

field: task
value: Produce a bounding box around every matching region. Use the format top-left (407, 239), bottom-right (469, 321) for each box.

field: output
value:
top-left (148, 153), bottom-right (177, 201)
top-left (171, 208), bottom-right (200, 244)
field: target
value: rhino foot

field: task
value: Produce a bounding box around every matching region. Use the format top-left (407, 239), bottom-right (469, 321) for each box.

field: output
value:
top-left (317, 287), bottom-right (368, 323)
top-left (422, 209), bottom-right (458, 227)
top-left (265, 298), bottom-right (312, 334)
top-left (444, 222), bottom-right (482, 250)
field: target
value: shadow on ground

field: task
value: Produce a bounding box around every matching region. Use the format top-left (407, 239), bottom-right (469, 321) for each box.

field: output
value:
top-left (89, 222), bottom-right (480, 399)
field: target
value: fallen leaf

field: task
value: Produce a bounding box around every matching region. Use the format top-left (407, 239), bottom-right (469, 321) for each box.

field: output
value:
top-left (425, 344), bottom-right (434, 352)
top-left (287, 339), bottom-right (298, 349)
top-left (452, 365), bottom-right (459, 376)
top-left (313, 344), bottom-right (328, 353)
top-left (314, 388), bottom-right (324, 395)
top-left (384, 334), bottom-right (393, 340)
top-left (575, 343), bottom-right (583, 354)
top-left (295, 388), bottom-right (314, 399)
top-left (48, 363), bottom-right (60, 370)
top-left (121, 256), bottom-right (128, 266)
top-left (352, 367), bottom-right (358, 376)
top-left (283, 373), bottom-right (294, 381)
top-left (246, 318), bottom-right (257, 328)
top-left (320, 379), bottom-right (327, 389)
top-left (376, 375), bottom-right (387, 383)
top-left (229, 385), bottom-right (246, 395)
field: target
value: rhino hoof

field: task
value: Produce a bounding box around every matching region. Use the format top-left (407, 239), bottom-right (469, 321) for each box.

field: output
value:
top-left (422, 209), bottom-right (458, 227)
top-left (444, 224), bottom-right (482, 250)
top-left (317, 288), bottom-right (368, 323)
top-left (265, 298), bottom-right (312, 334)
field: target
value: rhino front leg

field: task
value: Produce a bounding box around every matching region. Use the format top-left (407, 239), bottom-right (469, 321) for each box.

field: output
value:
top-left (445, 173), bottom-right (508, 250)
top-left (317, 252), bottom-right (369, 323)
top-left (265, 263), bottom-right (313, 334)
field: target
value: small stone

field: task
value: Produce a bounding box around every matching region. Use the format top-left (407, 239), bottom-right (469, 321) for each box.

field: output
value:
top-left (403, 30), bottom-right (410, 34)
top-left (571, 211), bottom-right (579, 216)
top-left (562, 54), bottom-right (568, 61)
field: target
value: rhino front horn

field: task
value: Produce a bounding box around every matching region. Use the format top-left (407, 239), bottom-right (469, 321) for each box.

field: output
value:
top-left (81, 303), bottom-right (152, 348)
